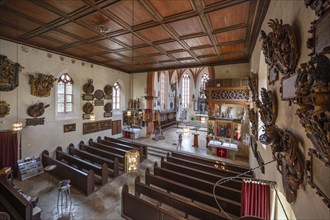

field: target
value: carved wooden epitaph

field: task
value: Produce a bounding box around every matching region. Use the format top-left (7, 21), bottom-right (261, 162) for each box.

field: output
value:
top-left (295, 55), bottom-right (330, 161)
top-left (0, 55), bottom-right (23, 91)
top-left (260, 19), bottom-right (298, 78)
top-left (29, 73), bottom-right (56, 97)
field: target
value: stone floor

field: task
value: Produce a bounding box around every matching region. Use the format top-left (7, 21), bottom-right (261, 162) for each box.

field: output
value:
top-left (14, 125), bottom-right (249, 220)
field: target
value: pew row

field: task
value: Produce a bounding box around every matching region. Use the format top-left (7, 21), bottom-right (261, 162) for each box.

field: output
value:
top-left (0, 179), bottom-right (41, 220)
top-left (56, 147), bottom-right (108, 185)
top-left (121, 185), bottom-right (185, 220)
top-left (134, 176), bottom-right (229, 220)
top-left (41, 150), bottom-right (95, 196)
top-left (68, 144), bottom-right (119, 178)
top-left (97, 137), bottom-right (145, 161)
top-left (88, 140), bottom-right (130, 160)
top-left (154, 161), bottom-right (241, 203)
top-left (101, 136), bottom-right (148, 159)
top-left (161, 159), bottom-right (242, 190)
top-left (171, 151), bottom-right (251, 174)
top-left (167, 153), bottom-right (249, 178)
top-left (145, 168), bottom-right (241, 216)
top-left (79, 141), bottom-right (125, 166)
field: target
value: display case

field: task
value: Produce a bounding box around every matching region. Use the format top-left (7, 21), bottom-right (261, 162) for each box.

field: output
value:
top-left (17, 156), bottom-right (44, 181)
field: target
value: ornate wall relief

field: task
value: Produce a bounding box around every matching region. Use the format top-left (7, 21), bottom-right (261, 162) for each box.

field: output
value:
top-left (0, 54), bottom-right (23, 91)
top-left (248, 72), bottom-right (258, 101)
top-left (29, 73), bottom-right (56, 97)
top-left (260, 19), bottom-right (298, 81)
top-left (248, 107), bottom-right (259, 141)
top-left (295, 55), bottom-right (330, 161)
top-left (256, 88), bottom-right (277, 128)
top-left (260, 125), bottom-right (305, 204)
top-left (0, 101), bottom-right (10, 118)
top-left (26, 102), bottom-right (49, 126)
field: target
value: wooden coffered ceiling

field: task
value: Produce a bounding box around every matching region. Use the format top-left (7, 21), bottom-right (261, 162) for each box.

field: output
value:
top-left (0, 0), bottom-right (270, 73)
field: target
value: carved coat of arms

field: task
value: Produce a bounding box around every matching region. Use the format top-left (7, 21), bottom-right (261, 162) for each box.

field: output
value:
top-left (29, 73), bottom-right (57, 97)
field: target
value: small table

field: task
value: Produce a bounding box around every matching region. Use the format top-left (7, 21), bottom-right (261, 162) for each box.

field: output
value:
top-left (44, 165), bottom-right (57, 183)
top-left (192, 133), bottom-right (199, 147)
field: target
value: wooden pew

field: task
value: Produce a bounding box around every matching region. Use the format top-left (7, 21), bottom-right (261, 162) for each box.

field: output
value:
top-left (104, 136), bottom-right (148, 158)
top-left (97, 137), bottom-right (144, 161)
top-left (153, 161), bottom-right (241, 203)
top-left (68, 144), bottom-right (119, 178)
top-left (145, 168), bottom-right (241, 216)
top-left (41, 150), bottom-right (94, 196)
top-left (166, 153), bottom-right (250, 178)
top-left (134, 176), bottom-right (229, 220)
top-left (160, 159), bottom-right (242, 190)
top-left (79, 141), bottom-right (125, 166)
top-left (88, 139), bottom-right (129, 159)
top-left (171, 151), bottom-right (251, 174)
top-left (0, 179), bottom-right (40, 220)
top-left (56, 147), bottom-right (108, 185)
top-left (121, 184), bottom-right (185, 220)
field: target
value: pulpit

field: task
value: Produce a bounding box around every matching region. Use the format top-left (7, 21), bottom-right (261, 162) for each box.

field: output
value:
top-left (193, 133), bottom-right (199, 147)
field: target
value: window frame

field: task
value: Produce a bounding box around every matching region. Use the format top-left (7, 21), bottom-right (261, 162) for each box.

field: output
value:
top-left (182, 74), bottom-right (190, 108)
top-left (113, 82), bottom-right (121, 110)
top-left (57, 73), bottom-right (74, 114)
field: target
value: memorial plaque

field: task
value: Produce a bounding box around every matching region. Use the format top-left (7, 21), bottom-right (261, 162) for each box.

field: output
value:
top-left (64, 123), bottom-right (76, 133)
top-left (281, 73), bottom-right (297, 101)
top-left (26, 117), bottom-right (45, 126)
top-left (94, 100), bottom-right (104, 106)
top-left (268, 66), bottom-right (278, 85)
top-left (104, 112), bottom-right (112, 118)
top-left (82, 94), bottom-right (94, 101)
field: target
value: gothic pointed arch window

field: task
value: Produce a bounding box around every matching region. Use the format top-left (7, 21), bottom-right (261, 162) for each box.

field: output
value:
top-left (200, 73), bottom-right (209, 91)
top-left (113, 82), bottom-right (121, 110)
top-left (57, 73), bottom-right (73, 113)
top-left (182, 74), bottom-right (190, 108)
top-left (160, 72), bottom-right (165, 109)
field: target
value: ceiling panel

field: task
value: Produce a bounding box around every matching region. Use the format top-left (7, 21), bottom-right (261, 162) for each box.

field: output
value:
top-left (43, 30), bottom-right (80, 44)
top-left (194, 47), bottom-right (216, 56)
top-left (169, 16), bottom-right (205, 37)
top-left (222, 53), bottom-right (245, 60)
top-left (27, 36), bottom-right (63, 49)
top-left (104, 0), bottom-right (154, 26)
top-left (101, 53), bottom-right (124, 60)
top-left (63, 47), bottom-right (89, 57)
top-left (148, 0), bottom-right (194, 18)
top-left (184, 36), bottom-right (212, 48)
top-left (113, 33), bottom-right (146, 47)
top-left (60, 22), bottom-right (98, 39)
top-left (158, 41), bottom-right (184, 51)
top-left (0, 0), bottom-right (270, 73)
top-left (75, 43), bottom-right (106, 54)
top-left (0, 24), bottom-right (25, 38)
top-left (152, 55), bottom-right (172, 62)
top-left (45, 0), bottom-right (88, 14)
top-left (0, 10), bottom-right (41, 32)
top-left (215, 28), bottom-right (246, 44)
top-left (171, 51), bottom-right (192, 59)
top-left (4, 0), bottom-right (60, 23)
top-left (78, 12), bottom-right (124, 33)
top-left (199, 56), bottom-right (219, 63)
top-left (208, 2), bottom-right (249, 30)
top-left (136, 46), bottom-right (160, 55)
top-left (219, 43), bottom-right (244, 53)
top-left (203, 0), bottom-right (227, 7)
top-left (137, 25), bottom-right (172, 42)
top-left (94, 39), bottom-right (124, 50)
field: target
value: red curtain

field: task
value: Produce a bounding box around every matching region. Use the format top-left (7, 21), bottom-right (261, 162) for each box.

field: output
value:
top-left (240, 180), bottom-right (270, 220)
top-left (0, 131), bottom-right (18, 177)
